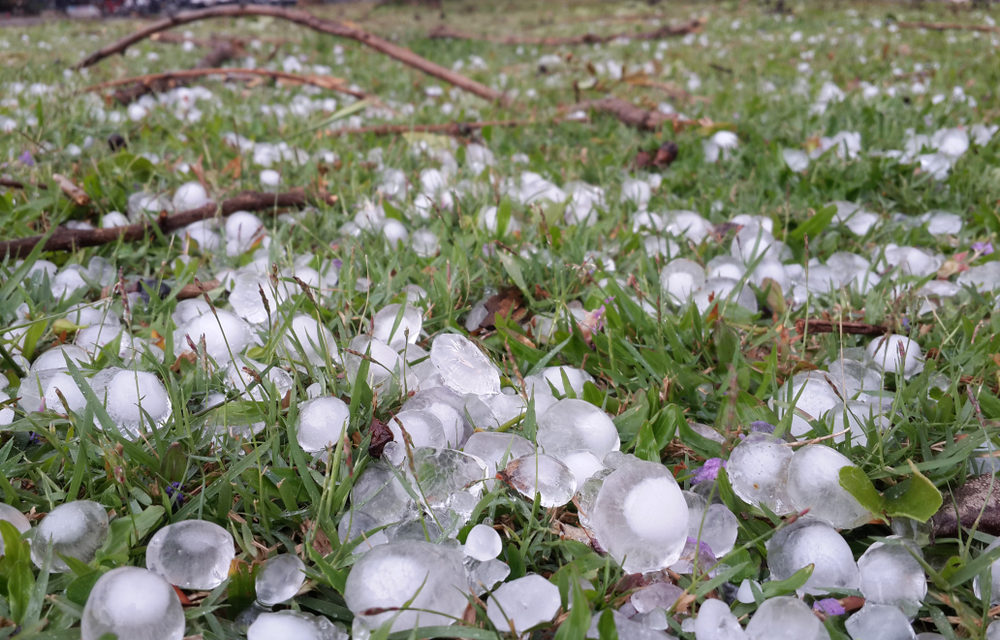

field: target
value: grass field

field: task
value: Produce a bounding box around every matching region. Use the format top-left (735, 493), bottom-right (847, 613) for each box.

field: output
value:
top-left (2, 0), bottom-right (1000, 638)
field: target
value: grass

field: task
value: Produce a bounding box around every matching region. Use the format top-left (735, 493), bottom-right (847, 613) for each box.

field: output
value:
top-left (1, 0), bottom-right (1000, 637)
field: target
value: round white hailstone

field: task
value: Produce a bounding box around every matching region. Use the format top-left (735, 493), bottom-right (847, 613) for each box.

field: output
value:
top-left (259, 169), bottom-right (281, 189)
top-left (146, 520), bottom-right (235, 590)
top-left (381, 218), bottom-right (409, 246)
top-left (486, 573), bottom-right (560, 634)
top-left (429, 333), bottom-right (500, 396)
top-left (225, 211), bottom-right (265, 256)
top-left (411, 228), bottom-right (439, 258)
top-left (127, 103), bottom-right (148, 121)
top-left (103, 370), bottom-right (172, 436)
top-left (464, 524), bottom-right (502, 562)
top-left (660, 258), bottom-right (706, 304)
top-left (283, 314), bottom-right (339, 366)
top-left (31, 500), bottom-right (109, 572)
top-left (296, 396), bottom-right (350, 452)
top-left (255, 554), bottom-right (306, 607)
top-left (247, 612), bottom-right (328, 640)
top-left (726, 432), bottom-right (795, 514)
top-left (173, 309), bottom-right (253, 365)
top-left (371, 304), bottom-right (422, 349)
top-left (744, 596), bottom-right (828, 640)
top-left (766, 519), bottom-right (860, 595)
top-left (0, 391), bottom-right (14, 426)
top-left (172, 181), bottom-right (210, 211)
top-left (785, 445), bottom-right (872, 529)
top-left (101, 211), bottom-right (129, 228)
top-left (866, 334), bottom-right (923, 379)
top-left (0, 503), bottom-right (30, 539)
top-left (81, 567), bottom-right (184, 640)
top-left (536, 398), bottom-right (620, 460)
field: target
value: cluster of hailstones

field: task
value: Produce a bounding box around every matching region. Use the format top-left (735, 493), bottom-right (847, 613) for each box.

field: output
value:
top-left (2, 267), bottom-right (995, 640)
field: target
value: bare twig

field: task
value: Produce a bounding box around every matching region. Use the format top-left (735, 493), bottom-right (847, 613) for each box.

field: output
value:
top-left (150, 31), bottom-right (289, 48)
top-left (176, 279), bottom-right (221, 300)
top-left (793, 318), bottom-right (888, 336)
top-left (74, 5), bottom-right (508, 105)
top-left (52, 173), bottom-right (90, 206)
top-left (324, 118), bottom-right (534, 137)
top-left (81, 67), bottom-right (369, 101)
top-left (1, 177), bottom-right (47, 190)
top-left (428, 17), bottom-right (705, 46)
top-left (0, 189), bottom-right (320, 259)
top-left (896, 20), bottom-right (1000, 34)
top-left (568, 97), bottom-right (698, 131)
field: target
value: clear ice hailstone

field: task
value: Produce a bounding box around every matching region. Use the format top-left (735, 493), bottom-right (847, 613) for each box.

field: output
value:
top-left (171, 181), bottom-right (210, 211)
top-left (19, 370), bottom-right (88, 414)
top-left (726, 433), bottom-right (794, 515)
top-left (972, 538), bottom-right (1000, 604)
top-left (255, 554), bottom-right (306, 606)
top-left (344, 540), bottom-right (469, 633)
top-left (590, 457), bottom-right (688, 574)
top-left (350, 461), bottom-right (416, 527)
top-left (845, 603), bottom-right (915, 640)
top-left (430, 333), bottom-right (500, 396)
top-left (371, 303), bottom-right (422, 350)
top-left (695, 598), bottom-right (746, 640)
top-left (344, 335), bottom-right (403, 393)
top-left (31, 343), bottom-right (90, 373)
top-left (744, 596), bottom-right (829, 640)
top-left (229, 272), bottom-right (281, 325)
top-left (338, 510), bottom-right (389, 554)
top-left (248, 611), bottom-right (346, 640)
top-left (173, 309), bottom-right (253, 365)
top-left (661, 259), bottom-right (707, 304)
top-left (858, 537), bottom-right (926, 617)
top-left (462, 431), bottom-right (535, 484)
top-left (406, 447), bottom-right (485, 519)
top-left (989, 622), bottom-right (1000, 640)
top-left (99, 369), bottom-right (172, 437)
top-left (283, 314), bottom-right (339, 366)
top-left (487, 573), bottom-right (560, 634)
top-left (224, 357), bottom-right (292, 402)
top-left (782, 148), bottom-right (810, 172)
top-left (765, 519), bottom-right (860, 595)
top-left (0, 503), bottom-right (29, 556)
top-left (145, 519), bottom-right (235, 590)
top-left (786, 445), bottom-right (872, 529)
top-left (81, 567), bottom-right (184, 640)
top-left (464, 524), bottom-right (502, 561)
top-left (504, 453), bottom-right (577, 507)
top-left (31, 500), bottom-right (108, 572)
top-left (225, 211), bottom-right (265, 256)
top-left (771, 371), bottom-right (841, 437)
top-left (693, 277), bottom-right (758, 315)
top-left (296, 397), bottom-right (350, 452)
top-left (388, 409), bottom-right (446, 448)
top-left (411, 228), bottom-right (439, 258)
top-left (685, 491), bottom-right (739, 558)
top-left (536, 398), bottom-right (620, 460)
top-left (467, 557), bottom-right (511, 596)
top-left (867, 334), bottom-right (924, 379)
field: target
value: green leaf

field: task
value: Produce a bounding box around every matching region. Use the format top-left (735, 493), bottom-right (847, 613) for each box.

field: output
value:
top-left (789, 204), bottom-right (836, 243)
top-left (838, 466), bottom-right (886, 517)
top-left (761, 563), bottom-right (814, 597)
top-left (0, 520), bottom-right (34, 623)
top-left (882, 461), bottom-right (943, 522)
top-left (554, 573), bottom-right (592, 640)
top-left (96, 505), bottom-right (165, 564)
top-left (597, 608), bottom-right (619, 640)
top-left (496, 250), bottom-right (528, 293)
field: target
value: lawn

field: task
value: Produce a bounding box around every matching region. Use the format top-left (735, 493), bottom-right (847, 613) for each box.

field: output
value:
top-left (1, 0), bottom-right (1000, 638)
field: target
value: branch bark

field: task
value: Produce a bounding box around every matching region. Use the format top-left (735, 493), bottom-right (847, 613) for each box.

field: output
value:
top-left (794, 318), bottom-right (888, 336)
top-left (428, 18), bottom-right (705, 46)
top-left (0, 189), bottom-right (317, 260)
top-left (896, 20), bottom-right (1000, 34)
top-left (82, 67), bottom-right (369, 102)
top-left (74, 5), bottom-right (508, 105)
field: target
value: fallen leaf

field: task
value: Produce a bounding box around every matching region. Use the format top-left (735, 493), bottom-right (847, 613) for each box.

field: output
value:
top-left (368, 417), bottom-right (393, 458)
top-left (479, 285), bottom-right (528, 331)
top-left (633, 141), bottom-right (679, 170)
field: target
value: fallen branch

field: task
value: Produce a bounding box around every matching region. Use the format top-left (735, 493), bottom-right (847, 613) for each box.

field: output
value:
top-left (622, 74), bottom-right (706, 103)
top-left (82, 67), bottom-right (369, 101)
top-left (324, 118), bottom-right (534, 137)
top-left (428, 17), bottom-right (705, 46)
top-left (568, 97), bottom-right (698, 131)
top-left (896, 20), bottom-right (1000, 34)
top-left (0, 189), bottom-right (319, 259)
top-left (1, 178), bottom-right (47, 191)
top-left (175, 278), bottom-right (221, 300)
top-left (74, 5), bottom-right (508, 105)
top-left (150, 31), bottom-right (289, 48)
top-left (794, 318), bottom-right (888, 336)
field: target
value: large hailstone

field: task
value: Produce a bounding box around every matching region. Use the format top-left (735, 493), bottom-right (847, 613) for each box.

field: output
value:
top-left (81, 567), bottom-right (185, 640)
top-left (146, 519), bottom-right (235, 590)
top-left (588, 456), bottom-right (688, 573)
top-left (866, 334), bottom-right (924, 379)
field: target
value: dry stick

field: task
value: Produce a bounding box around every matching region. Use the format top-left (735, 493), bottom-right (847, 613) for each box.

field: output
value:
top-left (150, 31), bottom-right (289, 48)
top-left (323, 118), bottom-right (534, 137)
top-left (1, 178), bottom-right (47, 190)
top-left (569, 97), bottom-right (697, 131)
top-left (427, 17), bottom-right (705, 46)
top-left (111, 40), bottom-right (239, 105)
top-left (0, 189), bottom-right (313, 260)
top-left (82, 67), bottom-right (369, 101)
top-left (793, 318), bottom-right (887, 336)
top-left (74, 5), bottom-right (508, 105)
top-left (896, 20), bottom-right (1000, 34)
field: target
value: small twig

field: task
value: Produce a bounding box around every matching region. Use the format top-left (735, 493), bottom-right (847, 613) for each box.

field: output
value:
top-left (567, 97), bottom-right (700, 132)
top-left (175, 279), bottom-right (221, 300)
top-left (0, 177), bottom-right (47, 190)
top-left (793, 318), bottom-right (887, 336)
top-left (81, 67), bottom-right (369, 101)
top-left (427, 17), bottom-right (705, 45)
top-left (895, 20), bottom-right (1000, 34)
top-left (74, 5), bottom-right (509, 105)
top-left (52, 173), bottom-right (91, 206)
top-left (0, 189), bottom-right (322, 259)
top-left (323, 118), bottom-right (535, 137)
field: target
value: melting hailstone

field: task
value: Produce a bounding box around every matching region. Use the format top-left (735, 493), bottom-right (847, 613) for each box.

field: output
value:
top-left (146, 519), bottom-right (236, 590)
top-left (81, 567), bottom-right (185, 640)
top-left (31, 500), bottom-right (108, 572)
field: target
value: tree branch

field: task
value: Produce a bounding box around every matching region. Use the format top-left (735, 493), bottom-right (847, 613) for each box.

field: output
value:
top-left (0, 189), bottom-right (321, 259)
top-left (74, 5), bottom-right (509, 105)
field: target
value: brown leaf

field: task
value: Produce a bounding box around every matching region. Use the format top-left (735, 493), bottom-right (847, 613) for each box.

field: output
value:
top-left (479, 285), bottom-right (528, 331)
top-left (931, 474), bottom-right (1000, 538)
top-left (633, 141), bottom-right (679, 171)
top-left (368, 417), bottom-right (393, 458)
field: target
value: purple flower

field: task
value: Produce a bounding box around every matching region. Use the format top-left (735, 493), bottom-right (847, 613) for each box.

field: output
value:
top-left (972, 241), bottom-right (995, 256)
top-left (18, 150), bottom-right (34, 166)
top-left (749, 420), bottom-right (775, 434)
top-left (165, 482), bottom-right (185, 506)
top-left (901, 316), bottom-right (911, 331)
top-left (331, 258), bottom-right (343, 269)
top-left (692, 457), bottom-right (725, 484)
top-left (812, 598), bottom-right (845, 616)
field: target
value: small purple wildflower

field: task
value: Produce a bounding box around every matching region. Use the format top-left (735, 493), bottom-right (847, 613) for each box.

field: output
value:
top-left (749, 420), bottom-right (776, 434)
top-left (812, 598), bottom-right (846, 616)
top-left (165, 482), bottom-right (185, 506)
top-left (27, 431), bottom-right (42, 446)
top-left (692, 457), bottom-right (725, 484)
top-left (901, 316), bottom-right (911, 331)
top-left (972, 241), bottom-right (995, 256)
top-left (590, 305), bottom-right (607, 331)
top-left (18, 150), bottom-right (34, 166)
top-left (331, 258), bottom-right (344, 269)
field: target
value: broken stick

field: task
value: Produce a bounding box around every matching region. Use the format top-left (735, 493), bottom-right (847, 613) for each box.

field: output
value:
top-left (82, 68), bottom-right (369, 102)
top-left (0, 189), bottom-right (316, 260)
top-left (74, 5), bottom-right (509, 105)
top-left (794, 318), bottom-right (888, 336)
top-left (568, 97), bottom-right (697, 131)
top-left (428, 18), bottom-right (705, 46)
